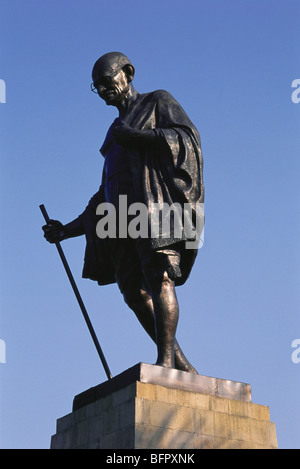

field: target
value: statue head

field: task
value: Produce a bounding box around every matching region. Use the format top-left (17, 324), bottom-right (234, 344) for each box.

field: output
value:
top-left (92, 52), bottom-right (134, 82)
top-left (91, 52), bottom-right (135, 106)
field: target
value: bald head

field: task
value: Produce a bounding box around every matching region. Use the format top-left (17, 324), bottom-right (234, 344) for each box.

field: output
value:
top-left (91, 52), bottom-right (137, 110)
top-left (92, 52), bottom-right (135, 84)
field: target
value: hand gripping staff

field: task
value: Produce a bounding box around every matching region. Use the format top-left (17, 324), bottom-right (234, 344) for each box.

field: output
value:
top-left (39, 204), bottom-right (112, 380)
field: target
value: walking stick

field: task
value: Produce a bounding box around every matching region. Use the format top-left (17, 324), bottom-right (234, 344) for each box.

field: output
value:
top-left (39, 204), bottom-right (112, 380)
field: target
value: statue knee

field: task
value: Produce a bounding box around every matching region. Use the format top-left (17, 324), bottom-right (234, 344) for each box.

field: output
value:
top-left (123, 287), bottom-right (149, 312)
top-left (141, 252), bottom-right (181, 293)
top-left (142, 259), bottom-right (172, 293)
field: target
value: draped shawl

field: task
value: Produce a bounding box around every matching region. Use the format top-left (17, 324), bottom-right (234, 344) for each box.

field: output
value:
top-left (79, 90), bottom-right (204, 286)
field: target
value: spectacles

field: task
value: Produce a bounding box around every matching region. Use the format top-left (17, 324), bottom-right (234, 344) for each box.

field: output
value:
top-left (90, 68), bottom-right (123, 94)
top-left (90, 82), bottom-right (99, 94)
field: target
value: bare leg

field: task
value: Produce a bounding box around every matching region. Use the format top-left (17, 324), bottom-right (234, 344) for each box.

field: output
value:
top-left (123, 281), bottom-right (198, 373)
top-left (150, 272), bottom-right (178, 368)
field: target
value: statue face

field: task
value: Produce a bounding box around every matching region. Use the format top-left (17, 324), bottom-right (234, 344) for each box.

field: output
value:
top-left (93, 68), bottom-right (130, 106)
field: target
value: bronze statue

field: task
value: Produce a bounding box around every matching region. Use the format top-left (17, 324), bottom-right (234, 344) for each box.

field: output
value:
top-left (42, 52), bottom-right (204, 373)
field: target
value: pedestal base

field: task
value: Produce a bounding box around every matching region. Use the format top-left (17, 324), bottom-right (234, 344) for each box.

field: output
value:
top-left (50, 363), bottom-right (277, 449)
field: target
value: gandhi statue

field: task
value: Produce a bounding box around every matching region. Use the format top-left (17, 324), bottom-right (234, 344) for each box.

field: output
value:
top-left (43, 52), bottom-right (204, 372)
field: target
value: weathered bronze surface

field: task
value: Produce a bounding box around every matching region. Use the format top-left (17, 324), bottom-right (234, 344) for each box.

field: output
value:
top-left (42, 52), bottom-right (204, 373)
top-left (73, 363), bottom-right (252, 411)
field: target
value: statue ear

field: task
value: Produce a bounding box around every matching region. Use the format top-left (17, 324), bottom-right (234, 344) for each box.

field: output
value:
top-left (123, 64), bottom-right (135, 83)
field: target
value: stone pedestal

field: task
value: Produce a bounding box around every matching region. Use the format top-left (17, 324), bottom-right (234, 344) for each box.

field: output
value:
top-left (50, 363), bottom-right (277, 449)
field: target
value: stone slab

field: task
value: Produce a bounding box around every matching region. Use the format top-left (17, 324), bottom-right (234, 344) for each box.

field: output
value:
top-left (51, 380), bottom-right (277, 449)
top-left (73, 362), bottom-right (251, 411)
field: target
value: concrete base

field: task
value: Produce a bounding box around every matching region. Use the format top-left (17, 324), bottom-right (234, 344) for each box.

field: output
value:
top-left (50, 363), bottom-right (278, 449)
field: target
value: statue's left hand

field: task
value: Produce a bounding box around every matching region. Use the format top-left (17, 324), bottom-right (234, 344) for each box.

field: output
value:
top-left (112, 122), bottom-right (137, 145)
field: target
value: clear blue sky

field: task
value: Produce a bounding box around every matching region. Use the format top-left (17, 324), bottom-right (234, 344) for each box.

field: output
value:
top-left (0, 0), bottom-right (299, 449)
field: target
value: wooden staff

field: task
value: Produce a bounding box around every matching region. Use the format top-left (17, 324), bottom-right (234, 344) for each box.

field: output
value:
top-left (39, 204), bottom-right (112, 380)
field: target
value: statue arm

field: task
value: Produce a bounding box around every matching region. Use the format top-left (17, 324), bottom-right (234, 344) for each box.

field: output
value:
top-left (42, 186), bottom-right (105, 243)
top-left (112, 122), bottom-right (160, 147)
top-left (112, 90), bottom-right (197, 148)
top-left (42, 215), bottom-right (85, 243)
top-left (63, 216), bottom-right (85, 239)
